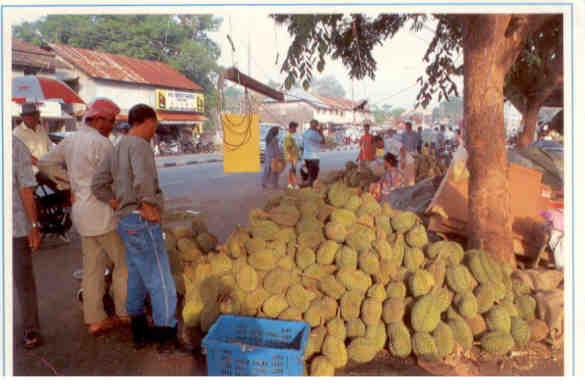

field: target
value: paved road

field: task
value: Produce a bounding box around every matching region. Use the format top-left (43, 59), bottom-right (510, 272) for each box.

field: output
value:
top-left (158, 150), bottom-right (359, 242)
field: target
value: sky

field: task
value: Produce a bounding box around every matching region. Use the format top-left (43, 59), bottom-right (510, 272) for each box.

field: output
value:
top-left (10, 10), bottom-right (463, 111)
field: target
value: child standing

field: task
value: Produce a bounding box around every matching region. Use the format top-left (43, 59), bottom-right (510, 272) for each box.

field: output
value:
top-left (284, 121), bottom-right (300, 189)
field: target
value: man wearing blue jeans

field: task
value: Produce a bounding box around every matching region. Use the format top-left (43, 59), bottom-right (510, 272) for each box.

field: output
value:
top-left (92, 104), bottom-right (179, 353)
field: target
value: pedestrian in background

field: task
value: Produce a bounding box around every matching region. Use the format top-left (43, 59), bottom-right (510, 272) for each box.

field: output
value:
top-left (262, 126), bottom-right (284, 190)
top-left (39, 98), bottom-right (129, 336)
top-left (369, 152), bottom-right (404, 201)
top-left (284, 121), bottom-right (300, 189)
top-left (301, 119), bottom-right (325, 187)
top-left (357, 122), bottom-right (375, 168)
top-left (400, 121), bottom-right (420, 154)
top-left (92, 104), bottom-right (181, 353)
top-left (12, 137), bottom-right (42, 349)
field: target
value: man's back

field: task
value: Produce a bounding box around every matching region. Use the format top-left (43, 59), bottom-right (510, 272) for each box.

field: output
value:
top-left (302, 128), bottom-right (322, 160)
top-left (109, 135), bottom-right (163, 217)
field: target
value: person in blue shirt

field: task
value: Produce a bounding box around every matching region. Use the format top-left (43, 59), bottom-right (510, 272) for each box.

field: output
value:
top-left (301, 119), bottom-right (325, 187)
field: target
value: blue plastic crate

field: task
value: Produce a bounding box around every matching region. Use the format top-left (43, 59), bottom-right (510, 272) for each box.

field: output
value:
top-left (202, 315), bottom-right (310, 376)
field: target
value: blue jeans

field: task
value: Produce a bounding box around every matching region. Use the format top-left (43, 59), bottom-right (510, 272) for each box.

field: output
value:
top-left (117, 213), bottom-right (177, 327)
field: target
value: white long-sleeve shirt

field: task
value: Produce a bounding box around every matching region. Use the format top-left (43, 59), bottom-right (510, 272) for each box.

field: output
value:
top-left (38, 125), bottom-right (116, 237)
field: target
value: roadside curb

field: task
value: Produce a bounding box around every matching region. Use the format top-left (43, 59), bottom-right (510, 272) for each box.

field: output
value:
top-left (158, 158), bottom-right (223, 169)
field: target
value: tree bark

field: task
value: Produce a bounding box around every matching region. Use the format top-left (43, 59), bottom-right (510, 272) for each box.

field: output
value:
top-left (463, 15), bottom-right (520, 265)
top-left (518, 102), bottom-right (540, 147)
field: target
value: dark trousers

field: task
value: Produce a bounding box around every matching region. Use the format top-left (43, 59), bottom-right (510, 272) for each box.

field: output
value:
top-left (13, 237), bottom-right (40, 333)
top-left (305, 159), bottom-right (320, 187)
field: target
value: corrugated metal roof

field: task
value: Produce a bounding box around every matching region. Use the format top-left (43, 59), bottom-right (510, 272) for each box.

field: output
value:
top-left (50, 43), bottom-right (203, 91)
top-left (12, 39), bottom-right (61, 72)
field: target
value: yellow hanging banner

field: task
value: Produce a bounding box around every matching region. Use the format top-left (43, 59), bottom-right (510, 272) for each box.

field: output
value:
top-left (222, 113), bottom-right (261, 173)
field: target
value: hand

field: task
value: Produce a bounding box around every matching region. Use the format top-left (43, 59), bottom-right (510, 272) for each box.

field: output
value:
top-left (109, 199), bottom-right (119, 210)
top-left (139, 203), bottom-right (161, 223)
top-left (28, 227), bottom-right (41, 251)
top-left (31, 156), bottom-right (38, 166)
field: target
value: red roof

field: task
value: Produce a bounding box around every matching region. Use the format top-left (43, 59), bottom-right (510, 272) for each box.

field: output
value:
top-left (50, 43), bottom-right (203, 92)
top-left (313, 94), bottom-right (368, 111)
top-left (12, 39), bottom-right (68, 72)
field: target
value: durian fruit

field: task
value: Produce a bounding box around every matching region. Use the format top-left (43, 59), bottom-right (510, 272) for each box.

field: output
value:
top-left (475, 284), bottom-right (497, 314)
top-left (386, 282), bottom-right (407, 299)
top-left (337, 267), bottom-right (372, 293)
top-left (413, 332), bottom-right (439, 361)
top-left (358, 250), bottom-right (381, 276)
top-left (454, 292), bottom-right (479, 318)
top-left (209, 253), bottom-right (233, 276)
top-left (409, 270), bottom-right (435, 298)
top-left (328, 182), bottom-right (351, 208)
top-left (310, 356), bottom-right (335, 376)
top-left (319, 274), bottom-right (346, 300)
top-left (485, 305), bottom-right (512, 333)
top-left (267, 204), bottom-right (301, 227)
top-left (411, 294), bottom-right (441, 333)
top-left (515, 294), bottom-right (537, 321)
top-left (426, 241), bottom-right (464, 266)
top-left (391, 235), bottom-right (406, 266)
top-left (374, 215), bottom-right (392, 235)
top-left (262, 294), bottom-right (288, 318)
top-left (405, 225), bottom-right (428, 248)
top-left (387, 322), bottom-right (412, 358)
top-left (279, 307), bottom-right (303, 321)
top-left (361, 298), bottom-right (383, 326)
top-left (480, 331), bottom-right (515, 356)
top-left (172, 226), bottom-right (192, 239)
top-left (367, 283), bottom-right (387, 302)
top-left (286, 285), bottom-right (315, 313)
top-left (347, 337), bottom-right (378, 363)
top-left (528, 319), bottom-right (549, 342)
top-left (243, 288), bottom-right (270, 315)
top-left (177, 237), bottom-right (199, 253)
top-left (296, 247), bottom-right (316, 270)
top-left (433, 287), bottom-right (454, 312)
top-left (278, 255), bottom-right (295, 271)
top-left (330, 209), bottom-right (357, 227)
top-left (317, 240), bottom-right (340, 265)
top-left (305, 326), bottom-right (328, 359)
top-left (373, 239), bottom-right (393, 262)
top-left (448, 316), bottom-right (474, 350)
top-left (446, 265), bottom-right (476, 294)
top-left (298, 230), bottom-right (325, 250)
top-left (345, 225), bottom-right (375, 253)
top-left (340, 290), bottom-right (364, 321)
top-left (465, 314), bottom-right (488, 336)
top-left (382, 297), bottom-right (405, 324)
top-left (326, 317), bottom-right (347, 340)
top-left (335, 246), bottom-right (358, 269)
top-left (248, 249), bottom-right (277, 271)
top-left (250, 219), bottom-right (280, 241)
top-left (365, 321), bottom-right (388, 351)
top-left (182, 297), bottom-right (205, 327)
top-left (432, 321), bottom-right (455, 358)
top-left (345, 195), bottom-right (362, 211)
top-left (391, 211), bottom-right (418, 234)
top-left (322, 336), bottom-right (348, 368)
top-left (325, 222), bottom-right (348, 243)
top-left (263, 268), bottom-right (292, 295)
top-left (246, 237), bottom-right (267, 254)
top-left (425, 258), bottom-right (447, 289)
top-left (346, 318), bottom-right (367, 338)
top-left (404, 247), bottom-right (425, 272)
top-left (510, 316), bottom-right (531, 348)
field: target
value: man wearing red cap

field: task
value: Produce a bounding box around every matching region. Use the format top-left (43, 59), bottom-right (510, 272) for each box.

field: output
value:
top-left (38, 98), bottom-right (129, 335)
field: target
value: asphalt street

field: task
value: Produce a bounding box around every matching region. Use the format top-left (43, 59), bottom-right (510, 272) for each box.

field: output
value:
top-left (158, 149), bottom-right (359, 242)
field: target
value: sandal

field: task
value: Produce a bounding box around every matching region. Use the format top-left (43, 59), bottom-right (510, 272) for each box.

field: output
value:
top-left (24, 330), bottom-right (42, 349)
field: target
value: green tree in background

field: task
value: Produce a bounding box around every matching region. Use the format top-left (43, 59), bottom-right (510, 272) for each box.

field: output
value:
top-left (310, 75), bottom-right (346, 98)
top-left (14, 15), bottom-right (223, 130)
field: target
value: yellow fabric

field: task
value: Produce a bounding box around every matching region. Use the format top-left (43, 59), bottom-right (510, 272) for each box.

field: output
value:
top-left (222, 113), bottom-right (260, 173)
top-left (284, 134), bottom-right (299, 161)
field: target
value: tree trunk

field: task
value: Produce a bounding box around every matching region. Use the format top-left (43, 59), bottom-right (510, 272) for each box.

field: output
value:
top-left (463, 15), bottom-right (516, 265)
top-left (518, 103), bottom-right (540, 147)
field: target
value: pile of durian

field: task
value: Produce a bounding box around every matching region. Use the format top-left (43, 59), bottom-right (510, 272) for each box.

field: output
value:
top-left (164, 179), bottom-right (556, 376)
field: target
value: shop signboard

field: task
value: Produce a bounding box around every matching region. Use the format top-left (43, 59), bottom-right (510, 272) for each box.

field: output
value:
top-left (155, 89), bottom-right (205, 113)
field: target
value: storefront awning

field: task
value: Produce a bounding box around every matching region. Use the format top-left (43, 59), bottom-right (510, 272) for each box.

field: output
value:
top-left (116, 111), bottom-right (207, 125)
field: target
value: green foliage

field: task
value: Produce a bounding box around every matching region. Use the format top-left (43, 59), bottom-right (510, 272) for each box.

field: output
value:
top-left (14, 15), bottom-right (223, 120)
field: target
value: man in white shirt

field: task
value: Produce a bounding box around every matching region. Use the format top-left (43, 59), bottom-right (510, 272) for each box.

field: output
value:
top-left (14, 103), bottom-right (52, 170)
top-left (38, 98), bottom-right (129, 336)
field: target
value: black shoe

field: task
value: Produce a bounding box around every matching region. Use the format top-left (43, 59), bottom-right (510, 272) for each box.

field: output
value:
top-left (153, 326), bottom-right (192, 355)
top-left (131, 315), bottom-right (151, 350)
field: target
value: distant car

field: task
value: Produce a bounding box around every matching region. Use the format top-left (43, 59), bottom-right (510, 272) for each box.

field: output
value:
top-left (260, 123), bottom-right (285, 163)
